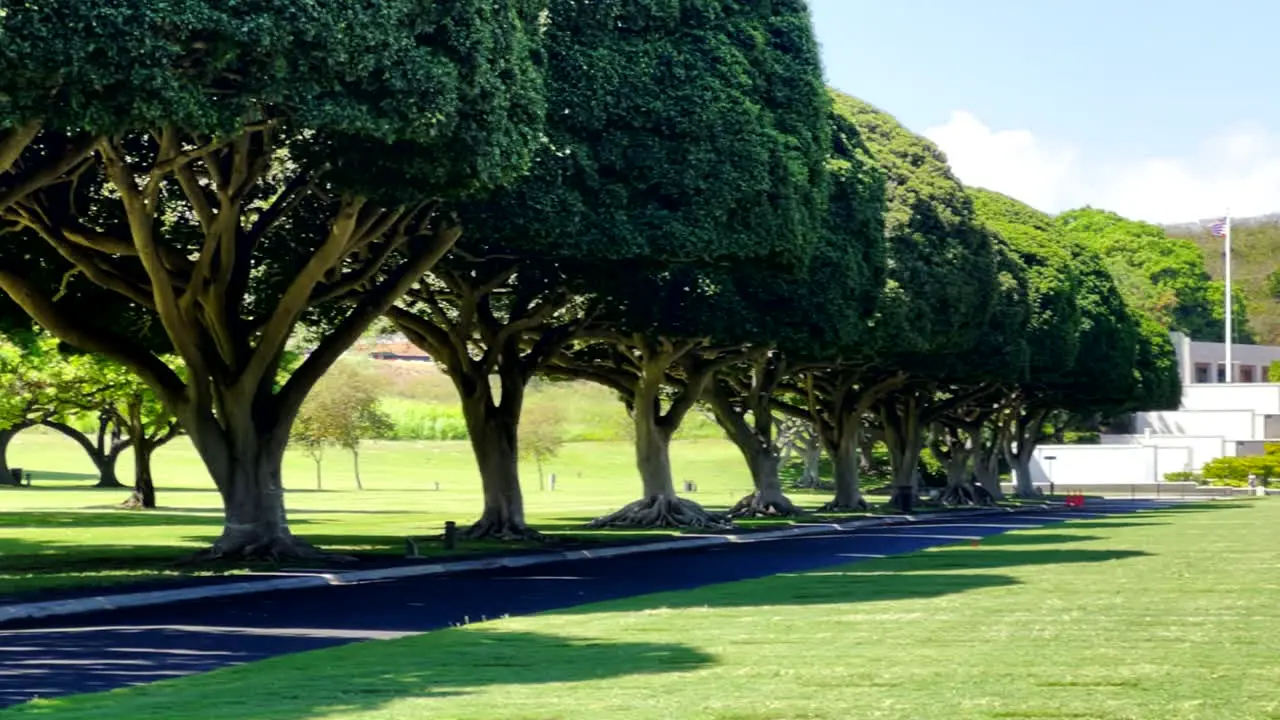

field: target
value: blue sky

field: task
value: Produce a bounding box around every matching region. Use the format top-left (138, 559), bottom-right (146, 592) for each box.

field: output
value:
top-left (809, 0), bottom-right (1280, 223)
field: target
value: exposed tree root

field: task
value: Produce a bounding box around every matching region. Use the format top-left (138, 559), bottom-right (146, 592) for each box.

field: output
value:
top-left (118, 492), bottom-right (154, 510)
top-left (462, 516), bottom-right (547, 542)
top-left (817, 495), bottom-right (870, 513)
top-left (729, 490), bottom-right (804, 518)
top-left (179, 533), bottom-right (356, 565)
top-left (589, 495), bottom-right (732, 530)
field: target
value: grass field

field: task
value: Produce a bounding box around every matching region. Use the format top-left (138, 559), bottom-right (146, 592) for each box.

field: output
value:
top-left (0, 427), bottom-right (834, 597)
top-left (6, 498), bottom-right (1276, 719)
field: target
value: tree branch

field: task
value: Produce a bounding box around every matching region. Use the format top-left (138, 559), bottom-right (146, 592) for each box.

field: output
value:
top-left (0, 269), bottom-right (185, 407)
top-left (277, 219), bottom-right (462, 423)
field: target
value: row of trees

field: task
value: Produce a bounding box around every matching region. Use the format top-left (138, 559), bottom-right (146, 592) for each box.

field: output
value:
top-left (0, 334), bottom-right (179, 507)
top-left (0, 1), bottom-right (1179, 559)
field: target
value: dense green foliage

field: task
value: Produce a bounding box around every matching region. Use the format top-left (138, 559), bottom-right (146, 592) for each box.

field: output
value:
top-left (1059, 209), bottom-right (1248, 343)
top-left (1200, 455), bottom-right (1280, 486)
top-left (1170, 216), bottom-right (1280, 345)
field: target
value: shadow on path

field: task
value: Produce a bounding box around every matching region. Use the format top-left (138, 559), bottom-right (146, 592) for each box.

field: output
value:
top-left (0, 627), bottom-right (715, 718)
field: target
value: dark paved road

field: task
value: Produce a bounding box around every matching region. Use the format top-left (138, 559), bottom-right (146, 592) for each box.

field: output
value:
top-left (0, 501), bottom-right (1171, 708)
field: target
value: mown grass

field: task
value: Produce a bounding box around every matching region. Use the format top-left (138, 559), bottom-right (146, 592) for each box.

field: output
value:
top-left (0, 427), bottom-right (842, 598)
top-left (6, 499), bottom-right (1276, 719)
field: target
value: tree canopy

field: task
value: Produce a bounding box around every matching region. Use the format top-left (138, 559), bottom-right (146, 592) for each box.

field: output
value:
top-left (0, 0), bottom-right (547, 559)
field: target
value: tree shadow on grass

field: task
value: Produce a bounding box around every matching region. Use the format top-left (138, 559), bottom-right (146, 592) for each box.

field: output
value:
top-left (0, 511), bottom-right (233, 529)
top-left (0, 627), bottom-right (716, 718)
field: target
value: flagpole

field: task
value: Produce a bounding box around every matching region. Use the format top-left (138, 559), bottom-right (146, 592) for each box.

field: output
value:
top-left (1224, 211), bottom-right (1233, 382)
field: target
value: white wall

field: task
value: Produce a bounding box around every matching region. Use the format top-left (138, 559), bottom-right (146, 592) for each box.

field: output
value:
top-left (1099, 434), bottom-right (1228, 470)
top-left (1132, 409), bottom-right (1259, 440)
top-left (1031, 444), bottom-right (1194, 485)
top-left (1180, 384), bottom-right (1280, 414)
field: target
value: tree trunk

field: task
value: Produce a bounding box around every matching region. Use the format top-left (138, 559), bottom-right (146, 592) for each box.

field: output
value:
top-left (706, 382), bottom-right (800, 517)
top-left (0, 423), bottom-right (30, 485)
top-left (183, 416), bottom-right (318, 561)
top-left (315, 459), bottom-right (322, 490)
top-left (938, 440), bottom-right (978, 506)
top-left (122, 440), bottom-right (157, 509)
top-left (882, 398), bottom-right (925, 514)
top-left (591, 363), bottom-right (728, 529)
top-left (1006, 409), bottom-right (1046, 498)
top-left (94, 452), bottom-right (125, 488)
top-left (351, 448), bottom-right (363, 491)
top-left (728, 446), bottom-right (800, 517)
top-left (460, 390), bottom-right (536, 540)
top-left (819, 418), bottom-right (869, 513)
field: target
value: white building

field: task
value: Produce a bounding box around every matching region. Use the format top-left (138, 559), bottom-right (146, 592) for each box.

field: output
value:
top-left (1026, 332), bottom-right (1280, 487)
top-left (1169, 331), bottom-right (1280, 384)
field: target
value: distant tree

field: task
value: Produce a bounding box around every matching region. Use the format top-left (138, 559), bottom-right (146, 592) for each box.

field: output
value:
top-left (1057, 208), bottom-right (1249, 342)
top-left (519, 402), bottom-right (566, 492)
top-left (290, 408), bottom-right (328, 491)
top-left (293, 362), bottom-right (391, 491)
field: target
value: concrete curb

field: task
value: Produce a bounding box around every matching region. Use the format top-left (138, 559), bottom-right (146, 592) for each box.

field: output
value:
top-left (0, 504), bottom-right (1057, 627)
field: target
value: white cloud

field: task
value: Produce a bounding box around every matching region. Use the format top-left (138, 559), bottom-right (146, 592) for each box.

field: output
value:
top-left (922, 111), bottom-right (1280, 224)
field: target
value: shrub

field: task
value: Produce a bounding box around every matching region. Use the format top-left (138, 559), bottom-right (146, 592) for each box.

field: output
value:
top-left (1163, 470), bottom-right (1202, 483)
top-left (1064, 431), bottom-right (1100, 445)
top-left (378, 398), bottom-right (469, 441)
top-left (1200, 456), bottom-right (1280, 487)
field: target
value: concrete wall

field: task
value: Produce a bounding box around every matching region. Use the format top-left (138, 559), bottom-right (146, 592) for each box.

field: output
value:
top-left (1171, 331), bottom-right (1280, 384)
top-left (1180, 384), bottom-right (1280, 414)
top-left (1099, 434), bottom-right (1228, 470)
top-left (1030, 444), bottom-right (1193, 485)
top-left (1132, 409), bottom-right (1259, 440)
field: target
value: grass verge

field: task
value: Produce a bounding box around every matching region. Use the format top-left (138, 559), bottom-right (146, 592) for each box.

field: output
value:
top-left (5, 499), bottom-right (1276, 719)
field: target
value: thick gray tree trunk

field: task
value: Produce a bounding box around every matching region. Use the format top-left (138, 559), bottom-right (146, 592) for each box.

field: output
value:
top-left (882, 399), bottom-right (925, 514)
top-left (591, 360), bottom-right (727, 529)
top-left (459, 390), bottom-right (534, 540)
top-left (819, 418), bottom-right (869, 512)
top-left (182, 409), bottom-right (317, 560)
top-left (707, 382), bottom-right (800, 517)
top-left (1006, 409), bottom-right (1047, 498)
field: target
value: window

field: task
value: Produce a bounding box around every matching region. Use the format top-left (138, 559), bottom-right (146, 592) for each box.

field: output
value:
top-left (1241, 365), bottom-right (1256, 383)
top-left (1216, 363), bottom-right (1227, 383)
top-left (1195, 363), bottom-right (1211, 383)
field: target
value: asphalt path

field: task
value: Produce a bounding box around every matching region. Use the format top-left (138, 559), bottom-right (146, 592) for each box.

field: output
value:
top-left (0, 501), bottom-right (1169, 708)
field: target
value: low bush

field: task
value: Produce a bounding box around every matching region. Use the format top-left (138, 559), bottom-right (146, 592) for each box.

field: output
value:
top-left (1163, 470), bottom-right (1203, 483)
top-left (1200, 456), bottom-right (1280, 487)
top-left (378, 398), bottom-right (469, 441)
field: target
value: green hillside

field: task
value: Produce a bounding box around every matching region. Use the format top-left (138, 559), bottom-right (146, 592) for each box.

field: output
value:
top-left (1166, 216), bottom-right (1280, 345)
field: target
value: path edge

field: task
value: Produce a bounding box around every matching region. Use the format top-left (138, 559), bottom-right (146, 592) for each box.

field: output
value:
top-left (0, 505), bottom-right (1062, 626)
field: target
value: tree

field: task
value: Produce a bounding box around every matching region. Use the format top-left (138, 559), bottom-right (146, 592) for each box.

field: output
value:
top-left (108, 376), bottom-right (182, 510)
top-left (705, 98), bottom-right (887, 517)
top-left (291, 361), bottom-right (392, 491)
top-left (775, 92), bottom-right (999, 513)
top-left (0, 2), bottom-right (546, 559)
top-left (1057, 208), bottom-right (1248, 342)
top-left (519, 401), bottom-right (566, 492)
top-left (394, 0), bottom-right (832, 533)
top-left (971, 192), bottom-right (1179, 497)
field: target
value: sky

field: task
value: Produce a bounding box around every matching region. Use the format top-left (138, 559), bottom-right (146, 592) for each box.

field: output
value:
top-left (809, 0), bottom-right (1280, 224)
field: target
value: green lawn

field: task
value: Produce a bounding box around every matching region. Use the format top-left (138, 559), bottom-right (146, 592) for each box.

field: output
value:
top-left (1, 428), bottom-right (849, 597)
top-left (6, 498), bottom-right (1275, 719)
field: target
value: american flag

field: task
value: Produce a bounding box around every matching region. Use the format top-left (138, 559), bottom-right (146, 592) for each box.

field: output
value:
top-left (1210, 219), bottom-right (1228, 237)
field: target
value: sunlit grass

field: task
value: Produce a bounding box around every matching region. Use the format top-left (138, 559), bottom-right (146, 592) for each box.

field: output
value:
top-left (7, 500), bottom-right (1276, 719)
